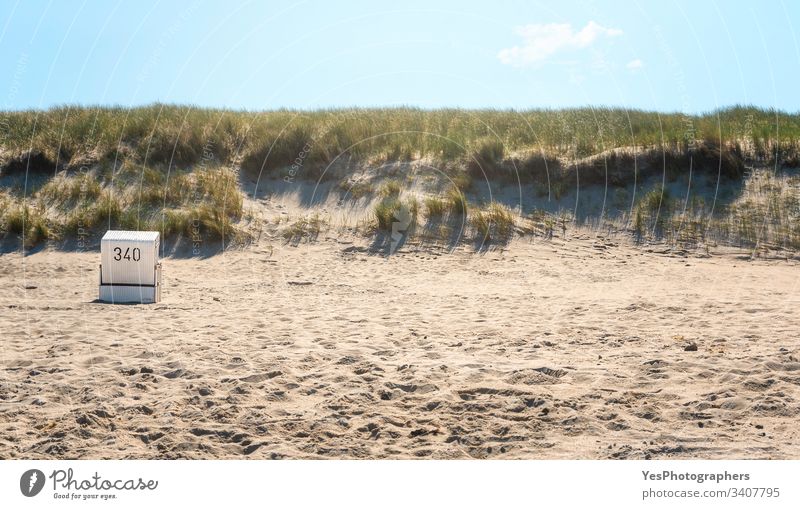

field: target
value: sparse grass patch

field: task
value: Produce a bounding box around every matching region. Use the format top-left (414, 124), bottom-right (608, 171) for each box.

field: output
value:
top-left (448, 171), bottom-right (472, 191)
top-left (374, 196), bottom-right (418, 232)
top-left (712, 169), bottom-right (800, 250)
top-left (640, 185), bottom-right (671, 214)
top-left (446, 187), bottom-right (467, 216)
top-left (282, 213), bottom-right (326, 242)
top-left (195, 168), bottom-right (243, 220)
top-left (514, 152), bottom-right (561, 183)
top-left (94, 191), bottom-right (123, 225)
top-left (0, 159), bottom-right (247, 246)
top-left (339, 179), bottom-right (373, 199)
top-left (474, 137), bottom-right (505, 163)
top-left (470, 210), bottom-right (489, 239)
top-left (4, 204), bottom-right (28, 234)
top-left (159, 209), bottom-right (194, 238)
top-left (38, 172), bottom-right (102, 207)
top-left (195, 204), bottom-right (237, 240)
top-left (551, 179), bottom-right (569, 200)
top-left (424, 196), bottom-right (446, 219)
top-left (471, 202), bottom-right (515, 242)
top-left (135, 170), bottom-right (193, 207)
top-left (379, 179), bottom-right (402, 197)
top-left (633, 209), bottom-right (645, 242)
top-left (384, 143), bottom-right (413, 162)
top-left (374, 198), bottom-right (402, 231)
top-left (468, 136), bottom-right (505, 176)
top-left (406, 195), bottom-right (420, 220)
top-left (2, 203), bottom-right (51, 246)
top-left (629, 185), bottom-right (673, 240)
top-left (26, 212), bottom-right (50, 246)
top-left (0, 192), bottom-right (9, 219)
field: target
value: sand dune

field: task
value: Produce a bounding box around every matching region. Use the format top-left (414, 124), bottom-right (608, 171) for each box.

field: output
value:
top-left (1, 234), bottom-right (798, 459)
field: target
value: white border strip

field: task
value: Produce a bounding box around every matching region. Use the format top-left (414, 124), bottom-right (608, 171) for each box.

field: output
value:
top-left (2, 460), bottom-right (798, 508)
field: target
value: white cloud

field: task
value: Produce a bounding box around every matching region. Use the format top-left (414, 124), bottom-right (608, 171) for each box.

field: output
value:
top-left (626, 59), bottom-right (643, 70)
top-left (498, 21), bottom-right (623, 67)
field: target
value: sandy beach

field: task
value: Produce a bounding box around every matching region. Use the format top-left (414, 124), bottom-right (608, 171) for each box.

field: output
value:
top-left (1, 233), bottom-right (798, 459)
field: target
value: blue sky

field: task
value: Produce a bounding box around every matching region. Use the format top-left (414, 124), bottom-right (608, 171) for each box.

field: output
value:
top-left (1, 0), bottom-right (798, 112)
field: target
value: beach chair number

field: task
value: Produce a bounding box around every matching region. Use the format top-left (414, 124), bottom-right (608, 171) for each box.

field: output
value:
top-left (113, 247), bottom-right (141, 262)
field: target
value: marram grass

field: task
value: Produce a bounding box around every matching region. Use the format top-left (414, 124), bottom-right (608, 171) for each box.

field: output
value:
top-left (1, 105), bottom-right (799, 251)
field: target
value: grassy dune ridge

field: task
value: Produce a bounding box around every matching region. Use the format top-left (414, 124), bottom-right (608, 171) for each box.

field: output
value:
top-left (0, 105), bottom-right (799, 250)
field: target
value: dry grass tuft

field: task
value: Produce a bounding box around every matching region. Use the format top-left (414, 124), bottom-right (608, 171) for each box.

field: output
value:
top-left (471, 202), bottom-right (515, 242)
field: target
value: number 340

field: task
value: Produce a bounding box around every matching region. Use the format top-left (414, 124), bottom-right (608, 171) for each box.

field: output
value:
top-left (113, 247), bottom-right (141, 261)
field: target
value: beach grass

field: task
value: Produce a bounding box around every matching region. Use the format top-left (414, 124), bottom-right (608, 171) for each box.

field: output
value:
top-left (1, 105), bottom-right (799, 250)
top-left (471, 202), bottom-right (515, 242)
top-left (2, 105), bottom-right (799, 178)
